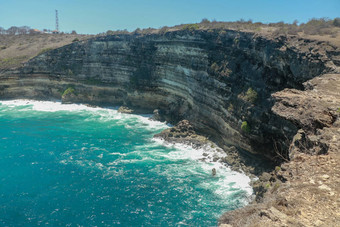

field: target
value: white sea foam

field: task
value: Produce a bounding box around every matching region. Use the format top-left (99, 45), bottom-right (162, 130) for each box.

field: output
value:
top-left (0, 99), bottom-right (168, 131)
top-left (0, 99), bottom-right (97, 112)
top-left (152, 138), bottom-right (253, 201)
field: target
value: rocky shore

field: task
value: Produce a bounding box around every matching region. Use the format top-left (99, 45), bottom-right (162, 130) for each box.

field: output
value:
top-left (154, 119), bottom-right (272, 177)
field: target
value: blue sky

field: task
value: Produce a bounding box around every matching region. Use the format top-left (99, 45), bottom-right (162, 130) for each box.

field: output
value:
top-left (0, 0), bottom-right (339, 34)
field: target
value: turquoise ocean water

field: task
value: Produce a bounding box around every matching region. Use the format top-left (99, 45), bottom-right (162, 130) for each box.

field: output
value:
top-left (0, 100), bottom-right (252, 226)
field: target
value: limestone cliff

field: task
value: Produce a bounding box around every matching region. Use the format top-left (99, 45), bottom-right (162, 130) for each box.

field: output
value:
top-left (0, 30), bottom-right (339, 163)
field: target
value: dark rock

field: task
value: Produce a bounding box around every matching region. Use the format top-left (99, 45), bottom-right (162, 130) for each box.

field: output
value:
top-left (212, 168), bottom-right (217, 176)
top-left (154, 120), bottom-right (209, 148)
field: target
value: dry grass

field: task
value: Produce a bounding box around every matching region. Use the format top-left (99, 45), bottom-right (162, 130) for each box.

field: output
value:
top-left (0, 33), bottom-right (93, 69)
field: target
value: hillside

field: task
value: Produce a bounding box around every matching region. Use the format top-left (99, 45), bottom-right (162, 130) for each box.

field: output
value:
top-left (0, 33), bottom-right (93, 69)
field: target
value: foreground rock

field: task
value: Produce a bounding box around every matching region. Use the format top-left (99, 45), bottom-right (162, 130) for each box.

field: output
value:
top-left (219, 151), bottom-right (340, 226)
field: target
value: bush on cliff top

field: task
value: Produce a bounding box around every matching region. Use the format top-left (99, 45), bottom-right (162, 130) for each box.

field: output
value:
top-left (181, 24), bottom-right (199, 31)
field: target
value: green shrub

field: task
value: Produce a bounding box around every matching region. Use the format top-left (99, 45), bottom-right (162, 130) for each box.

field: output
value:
top-left (62, 87), bottom-right (75, 98)
top-left (244, 87), bottom-right (258, 103)
top-left (337, 107), bottom-right (340, 112)
top-left (200, 18), bottom-right (210, 24)
top-left (72, 38), bottom-right (79, 42)
top-left (241, 121), bottom-right (250, 133)
top-left (182, 24), bottom-right (199, 31)
top-left (333, 18), bottom-right (340, 27)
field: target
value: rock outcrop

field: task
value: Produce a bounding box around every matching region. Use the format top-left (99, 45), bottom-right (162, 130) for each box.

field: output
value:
top-left (154, 120), bottom-right (208, 148)
top-left (272, 73), bottom-right (340, 158)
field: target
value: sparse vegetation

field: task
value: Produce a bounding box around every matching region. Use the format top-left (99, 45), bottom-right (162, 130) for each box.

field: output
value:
top-left (241, 121), bottom-right (250, 133)
top-left (72, 38), bottom-right (80, 42)
top-left (265, 183), bottom-right (271, 189)
top-left (62, 87), bottom-right (75, 98)
top-left (333, 18), bottom-right (340, 27)
top-left (181, 24), bottom-right (199, 31)
top-left (243, 87), bottom-right (258, 103)
top-left (95, 17), bottom-right (340, 47)
top-left (275, 166), bottom-right (281, 172)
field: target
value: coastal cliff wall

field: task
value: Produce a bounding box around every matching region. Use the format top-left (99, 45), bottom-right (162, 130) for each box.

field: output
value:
top-left (1, 30), bottom-right (338, 162)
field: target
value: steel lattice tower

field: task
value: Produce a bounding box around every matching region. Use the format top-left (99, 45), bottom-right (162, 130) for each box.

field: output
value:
top-left (55, 10), bottom-right (59, 32)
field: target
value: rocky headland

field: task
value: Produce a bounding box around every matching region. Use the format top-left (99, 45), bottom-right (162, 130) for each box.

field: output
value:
top-left (0, 29), bottom-right (339, 226)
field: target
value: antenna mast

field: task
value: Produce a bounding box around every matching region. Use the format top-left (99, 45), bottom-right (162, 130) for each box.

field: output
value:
top-left (55, 10), bottom-right (59, 32)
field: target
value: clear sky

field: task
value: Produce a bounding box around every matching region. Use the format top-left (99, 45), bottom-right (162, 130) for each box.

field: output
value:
top-left (0, 0), bottom-right (339, 34)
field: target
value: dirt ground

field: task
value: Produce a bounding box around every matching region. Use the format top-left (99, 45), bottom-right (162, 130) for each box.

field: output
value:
top-left (0, 33), bottom-right (92, 69)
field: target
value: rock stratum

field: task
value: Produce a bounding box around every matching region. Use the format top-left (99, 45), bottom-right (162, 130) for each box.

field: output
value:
top-left (0, 30), bottom-right (339, 226)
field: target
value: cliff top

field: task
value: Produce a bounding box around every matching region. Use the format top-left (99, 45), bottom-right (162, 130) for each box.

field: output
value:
top-left (1, 18), bottom-right (340, 70)
top-left (104, 18), bottom-right (340, 47)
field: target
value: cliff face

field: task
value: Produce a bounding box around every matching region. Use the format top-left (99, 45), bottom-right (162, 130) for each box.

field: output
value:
top-left (1, 30), bottom-right (339, 162)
